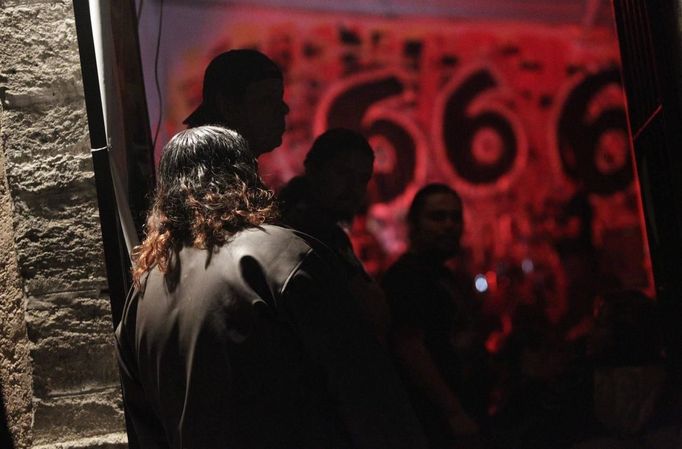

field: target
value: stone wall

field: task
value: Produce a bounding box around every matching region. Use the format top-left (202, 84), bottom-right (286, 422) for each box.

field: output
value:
top-left (0, 100), bottom-right (34, 449)
top-left (0, 1), bottom-right (126, 447)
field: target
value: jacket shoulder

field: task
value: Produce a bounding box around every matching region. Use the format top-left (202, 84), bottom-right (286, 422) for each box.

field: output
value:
top-left (212, 224), bottom-right (319, 298)
top-left (227, 224), bottom-right (314, 262)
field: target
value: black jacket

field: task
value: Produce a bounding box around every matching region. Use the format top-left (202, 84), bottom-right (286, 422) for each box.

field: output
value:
top-left (116, 225), bottom-right (426, 449)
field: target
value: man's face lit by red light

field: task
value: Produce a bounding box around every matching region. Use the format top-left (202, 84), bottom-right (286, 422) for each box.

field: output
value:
top-left (411, 192), bottom-right (463, 258)
top-left (222, 78), bottom-right (289, 156)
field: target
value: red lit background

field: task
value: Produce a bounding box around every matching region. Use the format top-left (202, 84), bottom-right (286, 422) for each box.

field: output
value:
top-left (142, 1), bottom-right (652, 324)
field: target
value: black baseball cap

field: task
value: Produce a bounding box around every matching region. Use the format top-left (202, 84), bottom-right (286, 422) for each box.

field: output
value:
top-left (183, 49), bottom-right (283, 127)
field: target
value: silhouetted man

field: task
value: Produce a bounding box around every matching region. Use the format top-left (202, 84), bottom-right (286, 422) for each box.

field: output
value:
top-left (279, 128), bottom-right (390, 342)
top-left (382, 184), bottom-right (484, 448)
top-left (184, 49), bottom-right (289, 156)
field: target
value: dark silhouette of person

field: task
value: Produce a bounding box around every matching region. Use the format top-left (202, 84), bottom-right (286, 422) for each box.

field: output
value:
top-left (569, 290), bottom-right (681, 449)
top-left (486, 301), bottom-right (591, 449)
top-left (116, 126), bottom-right (427, 449)
top-left (382, 183), bottom-right (486, 448)
top-left (279, 128), bottom-right (390, 343)
top-left (587, 291), bottom-right (672, 429)
top-left (183, 49), bottom-right (289, 157)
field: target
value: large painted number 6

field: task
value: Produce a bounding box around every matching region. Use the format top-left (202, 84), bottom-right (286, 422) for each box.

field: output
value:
top-left (552, 68), bottom-right (632, 195)
top-left (433, 65), bottom-right (528, 197)
top-left (314, 70), bottom-right (427, 206)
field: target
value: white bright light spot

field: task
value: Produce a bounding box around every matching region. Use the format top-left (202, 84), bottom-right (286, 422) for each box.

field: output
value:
top-left (522, 258), bottom-right (534, 274)
top-left (474, 274), bottom-right (489, 293)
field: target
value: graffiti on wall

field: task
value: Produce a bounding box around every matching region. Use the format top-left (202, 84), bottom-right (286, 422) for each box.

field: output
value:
top-left (163, 7), bottom-right (651, 315)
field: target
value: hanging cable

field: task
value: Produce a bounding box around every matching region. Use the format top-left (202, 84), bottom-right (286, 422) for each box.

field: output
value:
top-left (152, 0), bottom-right (164, 151)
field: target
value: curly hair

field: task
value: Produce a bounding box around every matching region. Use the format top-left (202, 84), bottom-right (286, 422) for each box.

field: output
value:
top-left (132, 126), bottom-right (278, 286)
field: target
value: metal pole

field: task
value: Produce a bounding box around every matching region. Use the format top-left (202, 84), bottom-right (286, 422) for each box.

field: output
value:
top-left (72, 0), bottom-right (131, 329)
top-left (72, 2), bottom-right (139, 447)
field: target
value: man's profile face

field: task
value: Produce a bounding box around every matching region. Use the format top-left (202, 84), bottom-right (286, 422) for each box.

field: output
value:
top-left (226, 78), bottom-right (289, 156)
top-left (412, 192), bottom-right (463, 257)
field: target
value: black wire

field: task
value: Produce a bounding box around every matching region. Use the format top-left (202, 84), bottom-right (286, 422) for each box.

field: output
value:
top-left (152, 0), bottom-right (164, 151)
top-left (137, 0), bottom-right (145, 22)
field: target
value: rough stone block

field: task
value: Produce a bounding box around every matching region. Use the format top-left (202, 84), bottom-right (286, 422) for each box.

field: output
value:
top-left (7, 146), bottom-right (95, 196)
top-left (26, 294), bottom-right (119, 397)
top-left (2, 77), bottom-right (83, 109)
top-left (33, 432), bottom-right (128, 449)
top-left (0, 2), bottom-right (83, 98)
top-left (32, 388), bottom-right (126, 445)
top-left (0, 104), bottom-right (107, 296)
top-left (1, 105), bottom-right (89, 164)
top-left (13, 214), bottom-right (107, 296)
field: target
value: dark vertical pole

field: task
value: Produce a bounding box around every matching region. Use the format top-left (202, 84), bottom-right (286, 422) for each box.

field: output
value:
top-left (72, 0), bottom-right (131, 328)
top-left (72, 2), bottom-right (139, 447)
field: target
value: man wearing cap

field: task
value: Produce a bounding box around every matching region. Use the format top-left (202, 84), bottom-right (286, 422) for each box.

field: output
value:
top-left (184, 49), bottom-right (289, 157)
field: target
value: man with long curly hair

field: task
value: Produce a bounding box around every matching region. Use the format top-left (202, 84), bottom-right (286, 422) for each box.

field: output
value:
top-left (115, 126), bottom-right (426, 449)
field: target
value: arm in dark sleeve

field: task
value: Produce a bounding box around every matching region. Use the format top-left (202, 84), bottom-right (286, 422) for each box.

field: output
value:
top-left (115, 285), bottom-right (261, 449)
top-left (382, 269), bottom-right (479, 436)
top-left (280, 252), bottom-right (428, 449)
top-left (115, 291), bottom-right (169, 449)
